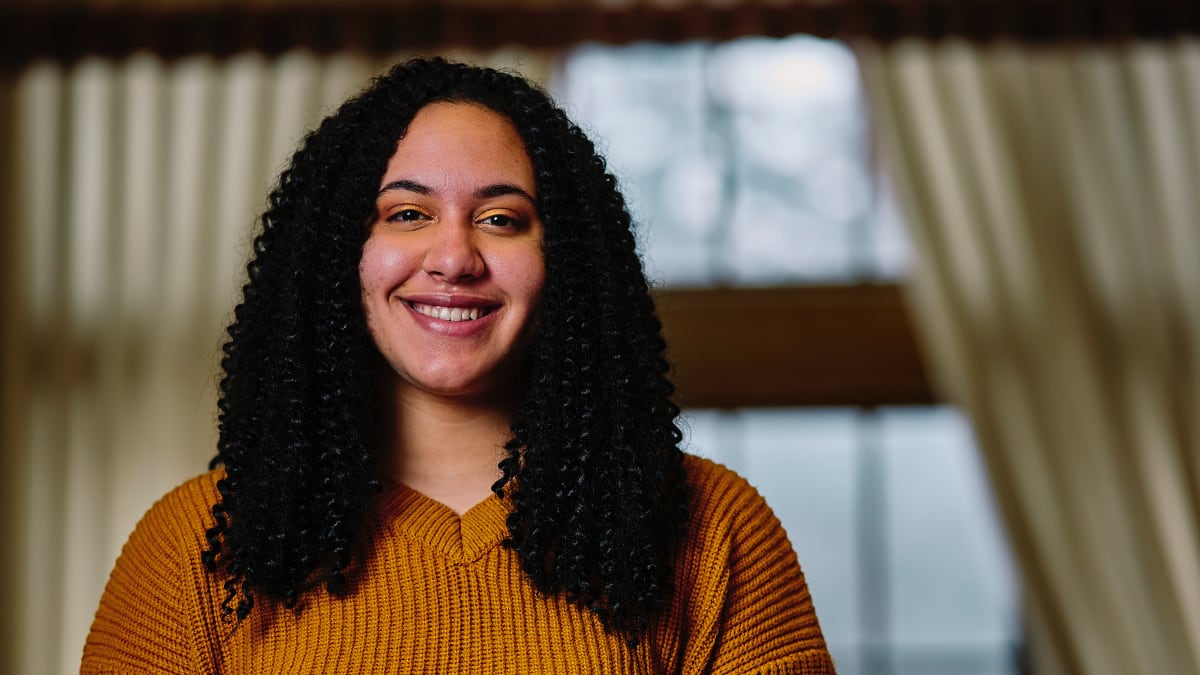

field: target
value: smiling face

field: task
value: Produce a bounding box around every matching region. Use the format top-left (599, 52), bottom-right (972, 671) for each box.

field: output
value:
top-left (360, 101), bottom-right (546, 405)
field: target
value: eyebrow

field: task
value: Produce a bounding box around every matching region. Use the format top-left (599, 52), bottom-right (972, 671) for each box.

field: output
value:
top-left (377, 179), bottom-right (431, 197)
top-left (377, 179), bottom-right (537, 205)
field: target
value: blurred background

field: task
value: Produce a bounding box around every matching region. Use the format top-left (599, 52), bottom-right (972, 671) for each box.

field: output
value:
top-left (1, 1), bottom-right (1198, 674)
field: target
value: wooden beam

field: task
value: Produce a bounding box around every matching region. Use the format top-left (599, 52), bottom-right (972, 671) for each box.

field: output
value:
top-left (654, 284), bottom-right (935, 409)
top-left (3, 1), bottom-right (1197, 69)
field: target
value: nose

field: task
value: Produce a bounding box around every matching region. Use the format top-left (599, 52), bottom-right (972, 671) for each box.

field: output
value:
top-left (423, 220), bottom-right (485, 283)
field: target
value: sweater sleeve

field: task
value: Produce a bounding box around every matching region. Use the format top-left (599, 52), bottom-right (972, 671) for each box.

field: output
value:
top-left (81, 475), bottom-right (214, 674)
top-left (685, 457), bottom-right (837, 675)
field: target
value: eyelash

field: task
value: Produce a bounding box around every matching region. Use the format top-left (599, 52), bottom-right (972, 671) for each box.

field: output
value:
top-left (382, 208), bottom-right (524, 230)
top-left (479, 213), bottom-right (519, 228)
top-left (388, 209), bottom-right (429, 223)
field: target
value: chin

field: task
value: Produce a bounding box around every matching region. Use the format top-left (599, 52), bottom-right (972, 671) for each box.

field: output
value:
top-left (395, 370), bottom-right (511, 403)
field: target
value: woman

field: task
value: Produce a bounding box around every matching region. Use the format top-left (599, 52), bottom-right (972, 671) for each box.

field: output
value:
top-left (82, 57), bottom-right (835, 673)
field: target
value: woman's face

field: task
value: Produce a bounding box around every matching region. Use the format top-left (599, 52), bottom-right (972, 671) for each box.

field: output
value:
top-left (360, 101), bottom-right (546, 403)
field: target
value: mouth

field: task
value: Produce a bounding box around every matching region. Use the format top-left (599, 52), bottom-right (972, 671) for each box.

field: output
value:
top-left (407, 301), bottom-right (497, 323)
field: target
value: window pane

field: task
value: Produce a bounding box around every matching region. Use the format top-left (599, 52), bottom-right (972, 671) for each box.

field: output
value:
top-left (880, 408), bottom-right (1020, 674)
top-left (555, 37), bottom-right (909, 286)
top-left (682, 408), bottom-right (1020, 675)
top-left (684, 408), bottom-right (862, 674)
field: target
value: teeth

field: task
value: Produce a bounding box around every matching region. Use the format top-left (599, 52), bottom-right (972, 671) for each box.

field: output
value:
top-left (412, 303), bottom-right (486, 322)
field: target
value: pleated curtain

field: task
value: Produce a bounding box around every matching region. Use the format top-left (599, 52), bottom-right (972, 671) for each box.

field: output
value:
top-left (0, 48), bottom-right (549, 675)
top-left (858, 38), bottom-right (1200, 675)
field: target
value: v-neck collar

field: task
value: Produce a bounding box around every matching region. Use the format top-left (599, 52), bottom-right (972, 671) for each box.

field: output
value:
top-left (375, 479), bottom-right (511, 565)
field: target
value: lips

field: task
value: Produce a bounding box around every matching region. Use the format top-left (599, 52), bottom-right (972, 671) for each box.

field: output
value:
top-left (407, 301), bottom-right (495, 322)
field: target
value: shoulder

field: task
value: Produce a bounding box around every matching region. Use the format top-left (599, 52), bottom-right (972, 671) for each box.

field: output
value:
top-left (672, 454), bottom-right (833, 672)
top-left (678, 453), bottom-right (803, 579)
top-left (82, 470), bottom-right (225, 672)
top-left (681, 454), bottom-right (801, 581)
top-left (681, 453), bottom-right (780, 538)
top-left (676, 453), bottom-right (802, 590)
top-left (681, 453), bottom-right (755, 500)
top-left (95, 469), bottom-right (226, 607)
top-left (100, 469), bottom-right (225, 592)
top-left (153, 469), bottom-right (224, 515)
top-left (132, 470), bottom-right (224, 553)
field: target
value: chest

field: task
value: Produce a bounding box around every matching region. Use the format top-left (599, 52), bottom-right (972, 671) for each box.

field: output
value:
top-left (204, 542), bottom-right (680, 674)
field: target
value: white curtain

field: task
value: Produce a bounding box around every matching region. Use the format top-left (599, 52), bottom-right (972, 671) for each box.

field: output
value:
top-left (858, 38), bottom-right (1200, 675)
top-left (0, 47), bottom-right (551, 675)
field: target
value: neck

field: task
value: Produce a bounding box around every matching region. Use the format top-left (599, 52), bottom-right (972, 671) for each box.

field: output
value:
top-left (379, 384), bottom-right (512, 516)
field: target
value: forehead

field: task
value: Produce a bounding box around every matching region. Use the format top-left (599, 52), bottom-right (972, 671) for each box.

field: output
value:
top-left (380, 101), bottom-right (536, 194)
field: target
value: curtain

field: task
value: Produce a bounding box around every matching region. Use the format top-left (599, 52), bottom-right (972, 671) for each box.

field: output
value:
top-left (0, 47), bottom-right (551, 675)
top-left (858, 38), bottom-right (1200, 674)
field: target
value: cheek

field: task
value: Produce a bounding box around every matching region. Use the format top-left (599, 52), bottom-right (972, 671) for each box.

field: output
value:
top-left (526, 264), bottom-right (547, 303)
top-left (359, 244), bottom-right (395, 348)
top-left (488, 245), bottom-right (546, 301)
top-left (359, 237), bottom-right (413, 293)
top-left (526, 249), bottom-right (548, 300)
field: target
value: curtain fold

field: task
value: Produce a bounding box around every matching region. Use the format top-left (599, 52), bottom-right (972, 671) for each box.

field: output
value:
top-left (858, 37), bottom-right (1200, 674)
top-left (0, 47), bottom-right (552, 675)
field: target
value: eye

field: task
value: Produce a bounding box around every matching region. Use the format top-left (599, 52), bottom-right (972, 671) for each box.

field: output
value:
top-left (479, 213), bottom-right (519, 228)
top-left (388, 208), bottom-right (430, 223)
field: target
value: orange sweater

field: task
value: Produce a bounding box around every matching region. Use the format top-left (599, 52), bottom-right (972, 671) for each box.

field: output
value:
top-left (82, 455), bottom-right (835, 674)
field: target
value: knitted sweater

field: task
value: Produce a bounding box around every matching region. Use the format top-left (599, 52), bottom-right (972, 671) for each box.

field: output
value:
top-left (82, 454), bottom-right (835, 674)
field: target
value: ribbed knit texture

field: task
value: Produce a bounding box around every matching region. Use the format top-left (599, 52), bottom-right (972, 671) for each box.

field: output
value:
top-left (82, 455), bottom-right (835, 674)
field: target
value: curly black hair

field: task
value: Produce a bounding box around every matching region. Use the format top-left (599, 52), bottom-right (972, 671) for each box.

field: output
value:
top-left (202, 57), bottom-right (688, 641)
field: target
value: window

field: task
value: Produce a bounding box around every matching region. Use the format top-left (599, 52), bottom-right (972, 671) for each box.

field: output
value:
top-left (554, 37), bottom-right (1022, 675)
top-left (555, 37), bottom-right (909, 286)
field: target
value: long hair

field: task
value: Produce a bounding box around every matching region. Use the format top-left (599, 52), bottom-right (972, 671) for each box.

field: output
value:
top-left (203, 57), bottom-right (688, 640)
